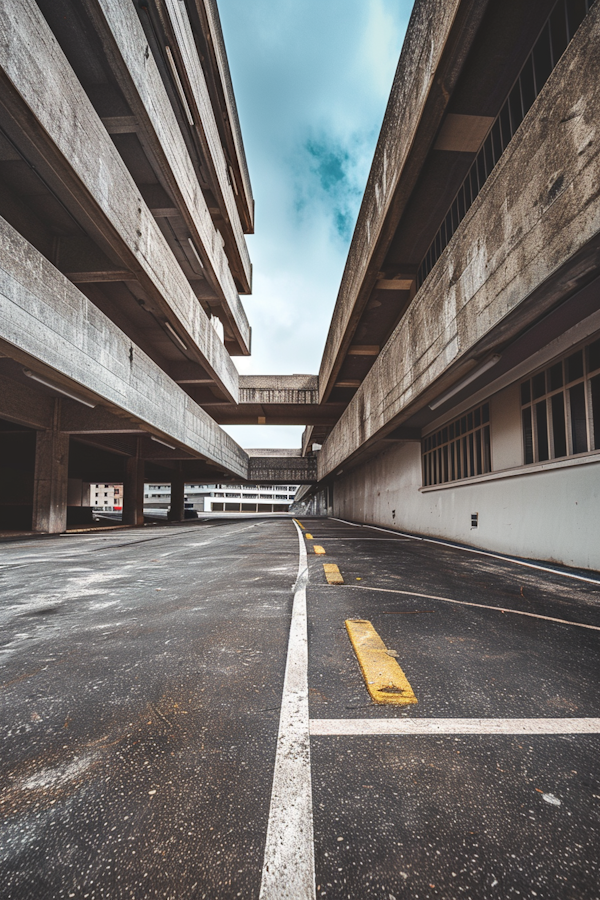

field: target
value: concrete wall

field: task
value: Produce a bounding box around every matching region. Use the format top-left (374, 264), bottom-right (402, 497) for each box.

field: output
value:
top-left (319, 3), bottom-right (600, 478)
top-left (332, 435), bottom-right (600, 572)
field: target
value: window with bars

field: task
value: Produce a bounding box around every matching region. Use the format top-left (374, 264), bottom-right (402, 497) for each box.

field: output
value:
top-left (417, 0), bottom-right (594, 291)
top-left (521, 337), bottom-right (600, 464)
top-left (422, 403), bottom-right (491, 486)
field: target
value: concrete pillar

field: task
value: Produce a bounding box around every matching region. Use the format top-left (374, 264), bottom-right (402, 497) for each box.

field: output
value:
top-left (122, 440), bottom-right (144, 526)
top-left (32, 400), bottom-right (69, 533)
top-left (168, 471), bottom-right (185, 522)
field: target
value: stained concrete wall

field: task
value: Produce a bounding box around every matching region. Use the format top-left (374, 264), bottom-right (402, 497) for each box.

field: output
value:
top-left (332, 435), bottom-right (600, 571)
top-left (319, 3), bottom-right (600, 478)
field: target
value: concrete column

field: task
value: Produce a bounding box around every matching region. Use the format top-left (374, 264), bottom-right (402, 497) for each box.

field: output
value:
top-left (32, 400), bottom-right (69, 534)
top-left (122, 440), bottom-right (145, 526)
top-left (168, 471), bottom-right (185, 522)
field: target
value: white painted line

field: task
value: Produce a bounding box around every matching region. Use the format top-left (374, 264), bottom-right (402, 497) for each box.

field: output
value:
top-left (307, 537), bottom-right (411, 542)
top-left (364, 523), bottom-right (423, 539)
top-left (340, 584), bottom-right (600, 632)
top-left (310, 718), bottom-right (600, 736)
top-left (329, 517), bottom-right (361, 527)
top-left (332, 517), bottom-right (600, 585)
top-left (259, 521), bottom-right (315, 900)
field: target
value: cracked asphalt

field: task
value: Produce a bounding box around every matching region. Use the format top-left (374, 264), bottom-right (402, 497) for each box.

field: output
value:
top-left (1, 515), bottom-right (599, 899)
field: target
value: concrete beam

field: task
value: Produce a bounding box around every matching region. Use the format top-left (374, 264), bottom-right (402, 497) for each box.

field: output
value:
top-left (248, 451), bottom-right (317, 485)
top-left (191, 0), bottom-right (254, 233)
top-left (0, 372), bottom-right (53, 429)
top-left (318, 0), bottom-right (489, 402)
top-left (0, 0), bottom-right (242, 397)
top-left (239, 375), bottom-right (319, 405)
top-left (0, 214), bottom-right (249, 480)
top-left (319, 4), bottom-right (600, 478)
top-left (60, 402), bottom-right (144, 435)
top-left (168, 360), bottom-right (214, 384)
top-left (79, 0), bottom-right (252, 345)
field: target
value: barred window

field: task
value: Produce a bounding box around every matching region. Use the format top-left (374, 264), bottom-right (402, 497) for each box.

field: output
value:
top-left (422, 403), bottom-right (490, 486)
top-left (521, 336), bottom-right (600, 464)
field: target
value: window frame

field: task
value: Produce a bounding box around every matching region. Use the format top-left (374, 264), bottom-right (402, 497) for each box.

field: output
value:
top-left (520, 335), bottom-right (600, 464)
top-left (422, 402), bottom-right (491, 487)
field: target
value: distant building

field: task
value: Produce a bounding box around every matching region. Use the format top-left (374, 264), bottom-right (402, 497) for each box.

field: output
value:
top-left (87, 483), bottom-right (123, 512)
top-left (144, 483), bottom-right (298, 514)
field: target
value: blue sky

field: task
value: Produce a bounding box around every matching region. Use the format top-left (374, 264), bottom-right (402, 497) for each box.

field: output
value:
top-left (218, 0), bottom-right (413, 448)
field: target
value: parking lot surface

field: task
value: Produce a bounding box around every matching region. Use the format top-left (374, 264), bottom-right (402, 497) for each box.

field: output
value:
top-left (0, 515), bottom-right (599, 899)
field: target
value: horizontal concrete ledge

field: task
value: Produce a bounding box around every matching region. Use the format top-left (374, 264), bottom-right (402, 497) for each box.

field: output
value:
top-left (310, 718), bottom-right (600, 736)
top-left (0, 214), bottom-right (248, 480)
top-left (248, 453), bottom-right (316, 484)
top-left (246, 448), bottom-right (302, 457)
top-left (420, 450), bottom-right (600, 492)
top-left (240, 375), bottom-right (318, 390)
top-left (239, 375), bottom-right (319, 405)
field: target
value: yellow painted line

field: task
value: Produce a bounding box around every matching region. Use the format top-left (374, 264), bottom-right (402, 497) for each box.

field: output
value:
top-left (305, 533), bottom-right (314, 540)
top-left (345, 619), bottom-right (417, 706)
top-left (313, 545), bottom-right (326, 555)
top-left (293, 519), bottom-right (306, 530)
top-left (323, 563), bottom-right (344, 585)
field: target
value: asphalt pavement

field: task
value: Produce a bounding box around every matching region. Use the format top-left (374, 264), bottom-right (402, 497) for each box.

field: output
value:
top-left (0, 515), bottom-right (599, 899)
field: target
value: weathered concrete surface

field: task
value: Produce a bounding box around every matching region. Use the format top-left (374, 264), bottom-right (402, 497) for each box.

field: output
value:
top-left (195, 0), bottom-right (254, 232)
top-left (31, 403), bottom-right (69, 534)
top-left (122, 448), bottom-right (144, 527)
top-left (319, 4), bottom-right (600, 478)
top-left (0, 0), bottom-right (243, 393)
top-left (0, 371), bottom-right (54, 430)
top-left (1, 519), bottom-right (599, 897)
top-left (82, 0), bottom-right (252, 332)
top-left (318, 0), bottom-right (489, 401)
top-left (0, 214), bottom-right (248, 480)
top-left (0, 519), bottom-right (298, 899)
top-left (239, 375), bottom-right (319, 405)
top-left (162, 0), bottom-right (251, 288)
top-left (248, 450), bottom-right (317, 484)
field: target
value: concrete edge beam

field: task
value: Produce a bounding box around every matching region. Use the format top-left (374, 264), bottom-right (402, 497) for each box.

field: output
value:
top-left (0, 0), bottom-right (242, 396)
top-left (0, 214), bottom-right (249, 480)
top-left (318, 5), bottom-right (600, 478)
top-left (163, 0), bottom-right (251, 287)
top-left (194, 0), bottom-right (254, 232)
top-left (0, 370), bottom-right (54, 429)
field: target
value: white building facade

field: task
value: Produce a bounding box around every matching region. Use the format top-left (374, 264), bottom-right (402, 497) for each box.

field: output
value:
top-left (144, 483), bottom-right (298, 514)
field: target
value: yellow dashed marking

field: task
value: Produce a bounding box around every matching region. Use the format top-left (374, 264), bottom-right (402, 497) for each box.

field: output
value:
top-left (293, 519), bottom-right (306, 530)
top-left (313, 545), bottom-right (326, 555)
top-left (305, 533), bottom-right (314, 540)
top-left (323, 563), bottom-right (344, 585)
top-left (345, 619), bottom-right (417, 706)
